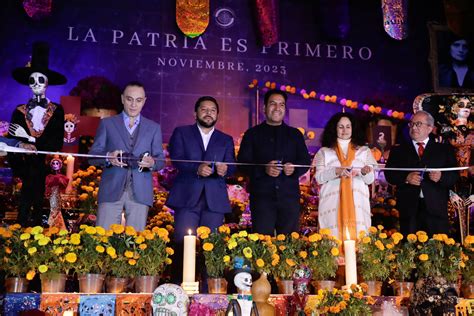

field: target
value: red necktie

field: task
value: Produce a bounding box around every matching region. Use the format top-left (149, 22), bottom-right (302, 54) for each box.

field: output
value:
top-left (417, 142), bottom-right (425, 157)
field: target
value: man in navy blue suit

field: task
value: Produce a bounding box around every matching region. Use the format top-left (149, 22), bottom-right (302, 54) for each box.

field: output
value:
top-left (167, 96), bottom-right (235, 283)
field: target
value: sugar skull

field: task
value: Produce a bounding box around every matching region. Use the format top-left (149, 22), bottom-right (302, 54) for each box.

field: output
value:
top-left (152, 283), bottom-right (189, 316)
top-left (29, 72), bottom-right (48, 96)
top-left (234, 271), bottom-right (253, 293)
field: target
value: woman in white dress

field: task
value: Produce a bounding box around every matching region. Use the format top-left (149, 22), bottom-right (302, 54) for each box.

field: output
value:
top-left (313, 112), bottom-right (377, 241)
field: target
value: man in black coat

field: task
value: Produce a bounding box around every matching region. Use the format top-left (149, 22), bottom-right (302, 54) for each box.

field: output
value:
top-left (238, 89), bottom-right (310, 235)
top-left (385, 110), bottom-right (459, 236)
top-left (8, 42), bottom-right (66, 227)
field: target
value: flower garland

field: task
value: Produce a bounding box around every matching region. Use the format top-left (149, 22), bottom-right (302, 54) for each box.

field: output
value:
top-left (248, 79), bottom-right (410, 120)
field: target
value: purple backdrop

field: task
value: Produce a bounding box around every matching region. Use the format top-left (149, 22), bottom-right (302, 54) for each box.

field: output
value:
top-left (0, 0), bottom-right (443, 144)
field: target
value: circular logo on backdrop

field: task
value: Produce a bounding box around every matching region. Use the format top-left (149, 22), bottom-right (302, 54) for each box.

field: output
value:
top-left (214, 8), bottom-right (235, 28)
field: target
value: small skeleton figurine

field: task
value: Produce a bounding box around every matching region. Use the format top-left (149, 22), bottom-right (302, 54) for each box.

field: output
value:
top-left (226, 257), bottom-right (259, 316)
top-left (64, 113), bottom-right (79, 144)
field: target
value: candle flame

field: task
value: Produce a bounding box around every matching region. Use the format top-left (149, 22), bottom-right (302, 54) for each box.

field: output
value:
top-left (188, 229), bottom-right (192, 235)
top-left (345, 227), bottom-right (351, 241)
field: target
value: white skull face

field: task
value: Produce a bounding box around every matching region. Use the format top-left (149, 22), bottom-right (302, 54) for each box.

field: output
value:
top-left (64, 121), bottom-right (75, 133)
top-left (29, 72), bottom-right (48, 96)
top-left (152, 284), bottom-right (189, 316)
top-left (234, 271), bottom-right (252, 292)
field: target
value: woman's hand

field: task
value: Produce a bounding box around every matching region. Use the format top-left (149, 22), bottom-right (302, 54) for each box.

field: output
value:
top-left (360, 165), bottom-right (373, 176)
top-left (336, 167), bottom-right (352, 178)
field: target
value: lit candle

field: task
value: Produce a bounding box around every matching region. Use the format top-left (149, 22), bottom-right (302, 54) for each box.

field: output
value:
top-left (183, 229), bottom-right (196, 283)
top-left (344, 227), bottom-right (357, 287)
top-left (65, 155), bottom-right (75, 193)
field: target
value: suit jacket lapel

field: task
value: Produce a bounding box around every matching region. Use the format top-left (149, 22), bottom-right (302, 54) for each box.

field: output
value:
top-left (192, 124), bottom-right (205, 154)
top-left (112, 114), bottom-right (131, 150)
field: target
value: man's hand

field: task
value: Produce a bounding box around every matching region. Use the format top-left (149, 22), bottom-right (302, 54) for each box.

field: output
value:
top-left (336, 167), bottom-right (352, 178)
top-left (406, 171), bottom-right (422, 186)
top-left (428, 170), bottom-right (441, 183)
top-left (107, 150), bottom-right (128, 167)
top-left (138, 155), bottom-right (155, 169)
top-left (265, 160), bottom-right (282, 177)
top-left (197, 163), bottom-right (213, 177)
top-left (19, 142), bottom-right (37, 154)
top-left (215, 162), bottom-right (228, 177)
top-left (283, 162), bottom-right (295, 176)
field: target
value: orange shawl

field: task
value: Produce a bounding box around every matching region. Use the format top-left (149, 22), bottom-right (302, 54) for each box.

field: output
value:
top-left (335, 143), bottom-right (357, 242)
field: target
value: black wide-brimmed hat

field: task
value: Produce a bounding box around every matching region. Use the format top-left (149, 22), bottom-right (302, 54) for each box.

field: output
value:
top-left (12, 42), bottom-right (67, 86)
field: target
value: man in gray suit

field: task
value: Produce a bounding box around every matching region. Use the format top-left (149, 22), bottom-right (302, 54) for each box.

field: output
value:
top-left (89, 81), bottom-right (164, 231)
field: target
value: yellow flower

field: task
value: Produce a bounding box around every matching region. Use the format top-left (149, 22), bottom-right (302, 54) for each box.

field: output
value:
top-left (65, 252), bottom-right (77, 263)
top-left (228, 240), bottom-right (237, 250)
top-left (38, 265), bottom-right (48, 273)
top-left (418, 234), bottom-right (428, 243)
top-left (445, 238), bottom-right (455, 245)
top-left (419, 254), bottom-right (429, 261)
top-left (291, 232), bottom-right (300, 239)
top-left (28, 247), bottom-right (37, 255)
top-left (379, 233), bottom-right (387, 239)
top-left (309, 233), bottom-right (322, 242)
top-left (238, 230), bottom-right (248, 237)
top-left (135, 235), bottom-right (145, 244)
top-left (20, 233), bottom-right (31, 240)
top-left (386, 243), bottom-right (394, 249)
top-left (362, 236), bottom-right (372, 244)
top-left (279, 245), bottom-right (286, 251)
top-left (166, 247), bottom-right (174, 255)
top-left (139, 243), bottom-right (147, 250)
top-left (124, 251), bottom-right (134, 258)
top-left (197, 226), bottom-right (211, 238)
top-left (331, 247), bottom-right (340, 256)
top-left (218, 225), bottom-right (230, 234)
top-left (299, 251), bottom-right (308, 259)
top-left (54, 247), bottom-right (64, 255)
top-left (95, 226), bottom-right (106, 236)
top-left (165, 258), bottom-right (172, 265)
top-left (407, 234), bottom-right (417, 242)
top-left (106, 247), bottom-right (116, 257)
top-left (125, 226), bottom-right (136, 236)
top-left (38, 237), bottom-right (50, 246)
top-left (96, 245), bottom-right (105, 253)
top-left (256, 258), bottom-right (265, 267)
top-left (277, 234), bottom-right (286, 241)
top-left (369, 226), bottom-right (378, 234)
top-left (203, 243), bottom-right (214, 251)
top-left (223, 255), bottom-right (230, 263)
top-left (312, 250), bottom-right (318, 256)
top-left (285, 258), bottom-right (296, 267)
top-left (319, 228), bottom-right (331, 235)
top-left (243, 247), bottom-right (253, 258)
top-left (111, 224), bottom-right (125, 234)
top-left (128, 259), bottom-right (137, 266)
top-left (85, 226), bottom-right (97, 235)
top-left (248, 233), bottom-right (259, 241)
top-left (26, 270), bottom-right (36, 280)
top-left (375, 240), bottom-right (385, 251)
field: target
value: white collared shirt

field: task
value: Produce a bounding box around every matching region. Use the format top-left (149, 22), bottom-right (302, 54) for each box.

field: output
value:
top-left (197, 124), bottom-right (214, 151)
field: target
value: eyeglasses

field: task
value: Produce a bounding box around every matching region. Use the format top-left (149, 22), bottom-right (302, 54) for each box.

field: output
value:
top-left (408, 121), bottom-right (430, 128)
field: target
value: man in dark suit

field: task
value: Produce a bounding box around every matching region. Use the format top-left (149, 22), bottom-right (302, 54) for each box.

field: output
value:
top-left (237, 89), bottom-right (311, 235)
top-left (167, 96), bottom-right (235, 284)
top-left (385, 110), bottom-right (459, 236)
top-left (8, 42), bottom-right (65, 227)
top-left (89, 81), bottom-right (164, 231)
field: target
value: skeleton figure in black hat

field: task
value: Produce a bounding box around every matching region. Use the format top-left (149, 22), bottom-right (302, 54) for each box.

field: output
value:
top-left (8, 42), bottom-right (66, 227)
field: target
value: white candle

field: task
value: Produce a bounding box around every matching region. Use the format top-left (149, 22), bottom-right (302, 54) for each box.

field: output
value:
top-left (344, 227), bottom-right (357, 287)
top-left (63, 311), bottom-right (74, 316)
top-left (183, 229), bottom-right (196, 283)
top-left (65, 155), bottom-right (75, 193)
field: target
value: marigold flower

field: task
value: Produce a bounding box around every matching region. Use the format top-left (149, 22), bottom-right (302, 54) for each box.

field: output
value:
top-left (299, 251), bottom-right (308, 259)
top-left (277, 234), bottom-right (286, 241)
top-left (5, 247), bottom-right (12, 254)
top-left (85, 226), bottom-right (97, 235)
top-left (291, 232), bottom-right (300, 239)
top-left (165, 258), bottom-right (172, 265)
top-left (286, 258), bottom-right (296, 267)
top-left (419, 254), bottom-right (429, 261)
top-left (20, 233), bottom-right (31, 240)
top-left (95, 245), bottom-right (105, 253)
top-left (128, 259), bottom-right (137, 265)
top-left (362, 236), bottom-right (371, 244)
top-left (65, 252), bottom-right (77, 263)
top-left (203, 243), bottom-right (214, 251)
top-left (95, 226), bottom-right (106, 236)
top-left (312, 250), bottom-right (318, 256)
top-left (238, 230), bottom-right (248, 237)
top-left (111, 224), bottom-right (125, 234)
top-left (309, 233), bottom-right (322, 242)
top-left (165, 247), bottom-right (174, 255)
top-left (38, 265), bottom-right (48, 273)
top-left (223, 255), bottom-right (230, 263)
top-left (243, 247), bottom-right (253, 258)
top-left (248, 233), bottom-right (259, 241)
top-left (256, 258), bottom-right (265, 267)
top-left (331, 247), bottom-right (339, 256)
top-left (369, 226), bottom-right (378, 234)
top-left (125, 226), bottom-right (136, 236)
top-left (218, 225), bottom-right (230, 234)
top-left (26, 270), bottom-right (36, 280)
top-left (124, 251), bottom-right (134, 258)
top-left (106, 247), bottom-right (116, 257)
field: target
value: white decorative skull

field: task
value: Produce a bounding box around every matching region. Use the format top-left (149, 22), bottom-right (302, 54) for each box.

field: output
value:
top-left (29, 72), bottom-right (48, 96)
top-left (152, 283), bottom-right (189, 316)
top-left (234, 271), bottom-right (252, 293)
